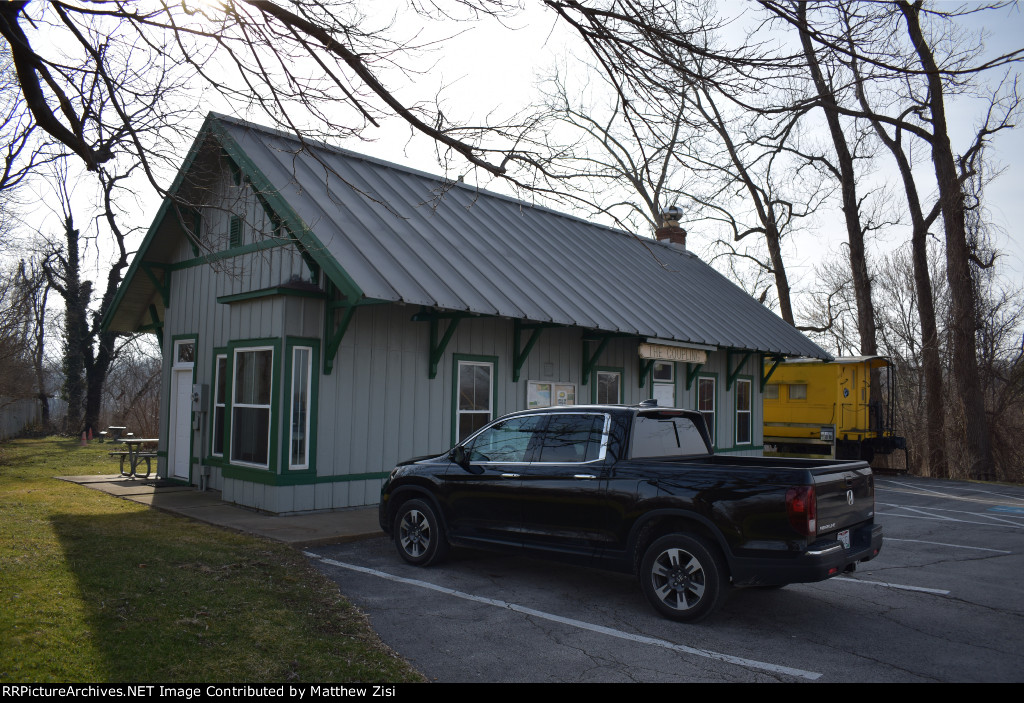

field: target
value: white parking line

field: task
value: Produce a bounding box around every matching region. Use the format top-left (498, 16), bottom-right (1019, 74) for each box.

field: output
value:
top-left (832, 577), bottom-right (950, 595)
top-left (305, 552), bottom-right (823, 681)
top-left (878, 480), bottom-right (958, 497)
top-left (877, 503), bottom-right (1024, 529)
top-left (877, 481), bottom-right (1024, 507)
top-left (883, 537), bottom-right (1011, 554)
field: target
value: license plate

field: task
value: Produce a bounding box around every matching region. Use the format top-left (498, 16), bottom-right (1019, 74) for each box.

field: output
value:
top-left (838, 529), bottom-right (851, 549)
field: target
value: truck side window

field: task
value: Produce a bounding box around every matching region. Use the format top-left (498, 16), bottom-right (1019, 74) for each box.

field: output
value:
top-left (466, 415), bottom-right (545, 463)
top-left (632, 416), bottom-right (710, 458)
top-left (538, 414), bottom-right (606, 463)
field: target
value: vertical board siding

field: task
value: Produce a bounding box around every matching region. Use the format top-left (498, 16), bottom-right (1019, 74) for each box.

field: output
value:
top-left (160, 160), bottom-right (767, 509)
top-left (160, 162), bottom-right (320, 499)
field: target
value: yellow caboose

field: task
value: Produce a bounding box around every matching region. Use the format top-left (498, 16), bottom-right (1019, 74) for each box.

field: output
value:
top-left (762, 356), bottom-right (906, 465)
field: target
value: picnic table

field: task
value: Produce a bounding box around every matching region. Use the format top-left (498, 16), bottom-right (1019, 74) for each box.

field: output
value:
top-left (112, 437), bottom-right (159, 479)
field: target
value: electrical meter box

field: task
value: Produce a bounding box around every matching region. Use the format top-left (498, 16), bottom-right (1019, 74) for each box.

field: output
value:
top-left (191, 384), bottom-right (208, 413)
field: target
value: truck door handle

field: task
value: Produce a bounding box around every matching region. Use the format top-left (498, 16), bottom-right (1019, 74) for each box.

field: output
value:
top-left (501, 473), bottom-right (520, 478)
top-left (573, 474), bottom-right (597, 479)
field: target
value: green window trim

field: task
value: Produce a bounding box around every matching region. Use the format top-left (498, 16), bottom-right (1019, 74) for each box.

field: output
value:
top-left (591, 366), bottom-right (624, 404)
top-left (735, 375), bottom-right (753, 446)
top-left (283, 337), bottom-right (320, 475)
top-left (696, 372), bottom-right (718, 450)
top-left (452, 354), bottom-right (499, 445)
top-left (224, 337), bottom-right (282, 473)
top-left (209, 348), bottom-right (228, 459)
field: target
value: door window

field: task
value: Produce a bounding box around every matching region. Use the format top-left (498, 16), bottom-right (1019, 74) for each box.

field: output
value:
top-left (465, 414), bottom-right (546, 463)
top-left (537, 413), bottom-right (607, 463)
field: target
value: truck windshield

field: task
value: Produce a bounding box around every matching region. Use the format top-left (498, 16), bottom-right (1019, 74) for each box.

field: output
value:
top-left (631, 414), bottom-right (711, 458)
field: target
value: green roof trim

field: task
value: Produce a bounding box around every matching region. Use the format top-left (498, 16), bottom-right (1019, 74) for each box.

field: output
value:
top-left (102, 113), bottom-right (368, 335)
top-left (207, 118), bottom-right (364, 303)
top-left (217, 286), bottom-right (326, 305)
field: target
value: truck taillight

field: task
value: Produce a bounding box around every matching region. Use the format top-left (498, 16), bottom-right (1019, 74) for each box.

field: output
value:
top-left (786, 485), bottom-right (817, 536)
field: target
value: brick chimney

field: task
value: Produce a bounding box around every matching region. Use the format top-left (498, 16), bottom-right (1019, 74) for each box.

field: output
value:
top-left (654, 206), bottom-right (687, 249)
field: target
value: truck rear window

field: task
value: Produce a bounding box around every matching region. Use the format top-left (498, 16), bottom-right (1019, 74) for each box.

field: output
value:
top-left (631, 415), bottom-right (710, 458)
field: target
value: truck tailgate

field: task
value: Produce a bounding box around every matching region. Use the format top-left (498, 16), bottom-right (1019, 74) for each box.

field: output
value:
top-left (812, 463), bottom-right (875, 536)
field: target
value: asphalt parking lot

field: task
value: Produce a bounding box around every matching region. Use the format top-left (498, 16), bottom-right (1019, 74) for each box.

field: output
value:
top-left (306, 475), bottom-right (1024, 683)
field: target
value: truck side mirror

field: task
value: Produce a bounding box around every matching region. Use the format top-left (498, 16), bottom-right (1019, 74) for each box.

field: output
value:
top-left (450, 446), bottom-right (482, 474)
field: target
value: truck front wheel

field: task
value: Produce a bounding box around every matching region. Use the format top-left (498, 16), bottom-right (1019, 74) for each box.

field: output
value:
top-left (640, 533), bottom-right (726, 622)
top-left (393, 498), bottom-right (448, 566)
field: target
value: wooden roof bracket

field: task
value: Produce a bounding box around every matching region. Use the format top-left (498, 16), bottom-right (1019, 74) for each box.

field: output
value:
top-left (411, 308), bottom-right (470, 379)
top-left (512, 320), bottom-right (559, 382)
top-left (638, 358), bottom-right (654, 389)
top-left (140, 263), bottom-right (170, 308)
top-left (147, 304), bottom-right (164, 349)
top-left (726, 349), bottom-right (752, 390)
top-left (581, 336), bottom-right (610, 387)
top-left (685, 362), bottom-right (703, 390)
top-left (323, 302), bottom-right (355, 376)
top-left (761, 353), bottom-right (785, 391)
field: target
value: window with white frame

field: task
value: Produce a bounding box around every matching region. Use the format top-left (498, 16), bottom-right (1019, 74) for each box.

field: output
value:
top-left (456, 359), bottom-right (493, 443)
top-left (211, 354), bottom-right (227, 457)
top-left (652, 361), bottom-right (676, 407)
top-left (231, 347), bottom-right (273, 467)
top-left (174, 339), bottom-right (195, 367)
top-left (596, 370), bottom-right (621, 404)
top-left (736, 378), bottom-right (751, 445)
top-left (289, 346), bottom-right (312, 469)
top-left (697, 376), bottom-right (716, 445)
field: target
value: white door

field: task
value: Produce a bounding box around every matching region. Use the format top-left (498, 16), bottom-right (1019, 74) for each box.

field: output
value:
top-left (169, 368), bottom-right (192, 480)
top-left (169, 340), bottom-right (195, 482)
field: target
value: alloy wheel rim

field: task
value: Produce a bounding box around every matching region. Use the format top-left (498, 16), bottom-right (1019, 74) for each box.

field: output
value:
top-left (650, 547), bottom-right (706, 610)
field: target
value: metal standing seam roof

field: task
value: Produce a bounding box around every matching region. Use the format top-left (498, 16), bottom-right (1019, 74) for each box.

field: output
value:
top-left (110, 113), bottom-right (831, 360)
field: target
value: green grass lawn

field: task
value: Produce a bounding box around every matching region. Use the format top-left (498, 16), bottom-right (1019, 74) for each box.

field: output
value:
top-left (0, 436), bottom-right (424, 683)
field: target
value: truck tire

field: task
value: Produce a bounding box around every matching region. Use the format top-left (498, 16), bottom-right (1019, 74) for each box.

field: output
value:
top-left (639, 533), bottom-right (726, 622)
top-left (393, 498), bottom-right (448, 566)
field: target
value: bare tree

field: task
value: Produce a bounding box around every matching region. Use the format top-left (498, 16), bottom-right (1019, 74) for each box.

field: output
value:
top-left (0, 266), bottom-right (36, 408)
top-left (12, 258), bottom-right (53, 428)
top-left (834, 2), bottom-right (949, 476)
top-left (40, 163), bottom-right (135, 436)
top-left (894, 1), bottom-right (1017, 480)
top-left (0, 41), bottom-right (57, 198)
top-left (535, 4), bottom-right (831, 325)
top-left (871, 243), bottom-right (949, 474)
top-left (0, 1), bottom-right (553, 196)
top-left (535, 64), bottom-right (698, 234)
top-left (784, 2), bottom-right (880, 361)
top-left (102, 337), bottom-right (162, 438)
top-left (761, 0), bottom-right (1022, 480)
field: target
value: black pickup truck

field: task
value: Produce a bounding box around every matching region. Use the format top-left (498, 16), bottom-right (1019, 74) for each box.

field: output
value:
top-left (379, 404), bottom-right (883, 622)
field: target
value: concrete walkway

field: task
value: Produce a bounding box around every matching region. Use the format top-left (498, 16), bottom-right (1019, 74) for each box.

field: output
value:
top-left (58, 474), bottom-right (382, 547)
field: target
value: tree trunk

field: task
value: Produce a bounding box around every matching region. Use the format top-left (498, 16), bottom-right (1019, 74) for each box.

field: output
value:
top-left (61, 215), bottom-right (85, 435)
top-left (796, 3), bottom-right (878, 360)
top-left (910, 224), bottom-right (948, 477)
top-left (765, 221), bottom-right (794, 325)
top-left (899, 1), bottom-right (994, 481)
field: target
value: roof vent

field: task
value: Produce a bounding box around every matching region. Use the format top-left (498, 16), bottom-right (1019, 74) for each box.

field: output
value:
top-left (655, 205), bottom-right (687, 249)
